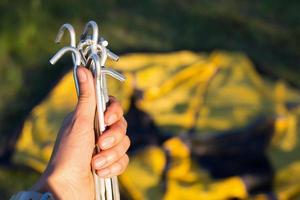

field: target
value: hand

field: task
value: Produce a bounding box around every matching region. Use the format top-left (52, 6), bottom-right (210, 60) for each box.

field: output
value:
top-left (31, 67), bottom-right (130, 200)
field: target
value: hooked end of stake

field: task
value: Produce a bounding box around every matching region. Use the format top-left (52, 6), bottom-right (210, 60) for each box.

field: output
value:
top-left (113, 55), bottom-right (120, 62)
top-left (120, 76), bottom-right (126, 82)
top-left (54, 30), bottom-right (64, 44)
top-left (54, 38), bottom-right (61, 44)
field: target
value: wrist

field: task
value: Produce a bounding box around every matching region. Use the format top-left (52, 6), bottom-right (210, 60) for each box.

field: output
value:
top-left (31, 172), bottom-right (57, 198)
top-left (32, 169), bottom-right (80, 200)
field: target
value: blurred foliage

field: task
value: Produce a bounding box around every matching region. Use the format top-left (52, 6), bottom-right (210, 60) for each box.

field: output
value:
top-left (12, 51), bottom-right (300, 199)
top-left (0, 0), bottom-right (300, 157)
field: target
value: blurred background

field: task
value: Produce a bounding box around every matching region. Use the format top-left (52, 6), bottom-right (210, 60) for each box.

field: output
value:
top-left (0, 0), bottom-right (300, 199)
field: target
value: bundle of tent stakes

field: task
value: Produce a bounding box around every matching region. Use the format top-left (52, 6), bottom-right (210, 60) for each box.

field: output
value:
top-left (50, 20), bottom-right (125, 200)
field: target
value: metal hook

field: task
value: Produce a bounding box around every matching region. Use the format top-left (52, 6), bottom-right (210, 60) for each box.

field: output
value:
top-left (49, 46), bottom-right (81, 95)
top-left (55, 23), bottom-right (76, 47)
top-left (96, 37), bottom-right (121, 103)
top-left (50, 46), bottom-right (81, 66)
top-left (106, 48), bottom-right (119, 61)
top-left (95, 44), bottom-right (119, 61)
top-left (81, 21), bottom-right (99, 53)
top-left (54, 24), bottom-right (81, 95)
top-left (102, 68), bottom-right (125, 82)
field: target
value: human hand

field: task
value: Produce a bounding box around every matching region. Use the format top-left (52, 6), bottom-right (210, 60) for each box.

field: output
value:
top-left (31, 67), bottom-right (130, 200)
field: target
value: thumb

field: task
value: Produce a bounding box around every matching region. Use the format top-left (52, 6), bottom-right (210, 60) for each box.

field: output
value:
top-left (75, 67), bottom-right (96, 118)
top-left (45, 67), bottom-right (96, 176)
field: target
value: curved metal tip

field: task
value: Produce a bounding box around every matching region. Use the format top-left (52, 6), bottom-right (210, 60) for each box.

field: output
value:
top-left (55, 23), bottom-right (76, 47)
top-left (81, 21), bottom-right (99, 43)
top-left (107, 49), bottom-right (119, 61)
top-left (50, 46), bottom-right (81, 66)
top-left (99, 37), bottom-right (108, 47)
top-left (102, 68), bottom-right (126, 82)
top-left (49, 57), bottom-right (56, 65)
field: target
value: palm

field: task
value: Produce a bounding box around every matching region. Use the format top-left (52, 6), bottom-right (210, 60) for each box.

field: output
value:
top-left (48, 113), bottom-right (96, 199)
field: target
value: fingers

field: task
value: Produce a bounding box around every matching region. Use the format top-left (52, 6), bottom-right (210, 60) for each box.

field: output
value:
top-left (74, 67), bottom-right (96, 119)
top-left (98, 117), bottom-right (127, 150)
top-left (104, 96), bottom-right (124, 126)
top-left (96, 154), bottom-right (129, 178)
top-left (92, 135), bottom-right (130, 173)
top-left (92, 97), bottom-right (130, 177)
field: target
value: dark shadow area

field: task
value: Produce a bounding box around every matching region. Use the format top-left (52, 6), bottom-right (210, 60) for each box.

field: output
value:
top-left (186, 116), bottom-right (275, 195)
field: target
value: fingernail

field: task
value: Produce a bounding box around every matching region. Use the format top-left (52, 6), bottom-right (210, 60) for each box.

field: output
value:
top-left (77, 68), bottom-right (87, 83)
top-left (101, 137), bottom-right (115, 149)
top-left (106, 114), bottom-right (117, 125)
top-left (94, 157), bottom-right (106, 169)
top-left (97, 168), bottom-right (110, 177)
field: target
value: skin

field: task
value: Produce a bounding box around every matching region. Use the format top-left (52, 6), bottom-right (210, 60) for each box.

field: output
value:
top-left (31, 67), bottom-right (130, 200)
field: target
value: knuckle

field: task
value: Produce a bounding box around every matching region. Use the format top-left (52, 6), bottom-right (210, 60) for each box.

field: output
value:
top-left (119, 106), bottom-right (124, 117)
top-left (116, 136), bottom-right (130, 156)
top-left (123, 136), bottom-right (131, 149)
top-left (124, 154), bottom-right (129, 165)
top-left (121, 117), bottom-right (128, 129)
top-left (116, 144), bottom-right (125, 158)
top-left (119, 155), bottom-right (129, 174)
top-left (116, 124), bottom-right (126, 136)
top-left (112, 101), bottom-right (123, 116)
top-left (79, 92), bottom-right (91, 102)
top-left (110, 123), bottom-right (125, 139)
top-left (79, 85), bottom-right (92, 99)
top-left (112, 162), bottom-right (123, 175)
top-left (116, 119), bottom-right (127, 134)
